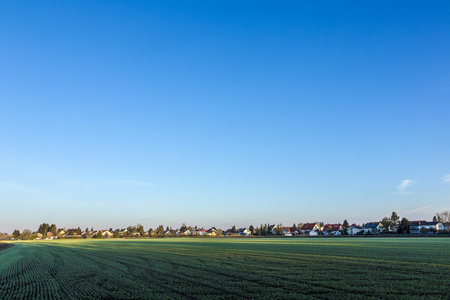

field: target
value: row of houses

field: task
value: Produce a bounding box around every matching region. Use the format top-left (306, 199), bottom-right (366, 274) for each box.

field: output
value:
top-left (336, 221), bottom-right (445, 235)
top-left (34, 220), bottom-right (446, 240)
top-left (227, 220), bottom-right (447, 236)
top-left (35, 229), bottom-right (115, 240)
top-left (296, 221), bottom-right (445, 235)
top-left (277, 223), bottom-right (343, 236)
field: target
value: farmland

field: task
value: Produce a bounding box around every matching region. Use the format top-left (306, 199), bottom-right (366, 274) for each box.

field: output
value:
top-left (0, 238), bottom-right (449, 299)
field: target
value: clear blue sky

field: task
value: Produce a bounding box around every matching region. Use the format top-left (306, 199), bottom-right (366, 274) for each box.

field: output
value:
top-left (1, 1), bottom-right (449, 233)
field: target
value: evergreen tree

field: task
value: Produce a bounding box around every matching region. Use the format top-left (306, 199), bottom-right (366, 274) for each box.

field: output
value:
top-left (38, 223), bottom-right (50, 235)
top-left (397, 218), bottom-right (410, 234)
top-left (342, 220), bottom-right (349, 235)
top-left (343, 220), bottom-right (349, 229)
top-left (49, 224), bottom-right (57, 235)
top-left (12, 230), bottom-right (20, 238)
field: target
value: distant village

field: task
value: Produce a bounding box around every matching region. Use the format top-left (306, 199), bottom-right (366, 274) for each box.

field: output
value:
top-left (2, 211), bottom-right (449, 241)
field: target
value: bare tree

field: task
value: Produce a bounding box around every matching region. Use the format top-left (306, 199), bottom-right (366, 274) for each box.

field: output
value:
top-left (21, 229), bottom-right (32, 240)
top-left (436, 211), bottom-right (450, 227)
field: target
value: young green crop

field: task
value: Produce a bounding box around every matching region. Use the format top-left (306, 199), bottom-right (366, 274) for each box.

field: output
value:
top-left (0, 238), bottom-right (449, 299)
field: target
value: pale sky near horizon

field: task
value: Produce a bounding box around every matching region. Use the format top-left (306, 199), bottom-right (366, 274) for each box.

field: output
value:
top-left (1, 1), bottom-right (449, 233)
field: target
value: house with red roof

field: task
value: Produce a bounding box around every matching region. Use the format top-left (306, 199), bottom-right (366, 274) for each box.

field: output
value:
top-left (282, 227), bottom-right (297, 236)
top-left (300, 223), bottom-right (320, 234)
top-left (323, 224), bottom-right (343, 235)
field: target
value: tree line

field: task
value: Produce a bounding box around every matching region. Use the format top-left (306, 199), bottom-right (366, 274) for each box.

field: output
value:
top-left (3, 210), bottom-right (449, 240)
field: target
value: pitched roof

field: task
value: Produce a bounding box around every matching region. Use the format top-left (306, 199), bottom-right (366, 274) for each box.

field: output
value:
top-left (410, 221), bottom-right (439, 226)
top-left (283, 227), bottom-right (296, 233)
top-left (301, 223), bottom-right (318, 230)
top-left (348, 225), bottom-right (363, 229)
top-left (364, 222), bottom-right (381, 228)
top-left (330, 224), bottom-right (342, 231)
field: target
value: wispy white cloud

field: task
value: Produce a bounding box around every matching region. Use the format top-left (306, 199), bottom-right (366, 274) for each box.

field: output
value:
top-left (441, 174), bottom-right (450, 183)
top-left (406, 205), bottom-right (431, 214)
top-left (395, 179), bottom-right (416, 194)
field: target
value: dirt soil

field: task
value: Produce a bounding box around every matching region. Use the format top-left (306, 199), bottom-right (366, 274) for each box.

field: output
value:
top-left (0, 243), bottom-right (14, 251)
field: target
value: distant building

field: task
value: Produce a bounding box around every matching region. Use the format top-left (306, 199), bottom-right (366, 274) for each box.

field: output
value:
top-left (347, 225), bottom-right (364, 235)
top-left (323, 224), bottom-right (343, 235)
top-left (237, 228), bottom-right (251, 236)
top-left (409, 221), bottom-right (444, 234)
top-left (363, 222), bottom-right (383, 234)
top-left (300, 223), bottom-right (320, 234)
top-left (65, 228), bottom-right (82, 237)
top-left (282, 227), bottom-right (297, 236)
top-left (102, 230), bottom-right (113, 238)
top-left (268, 225), bottom-right (278, 234)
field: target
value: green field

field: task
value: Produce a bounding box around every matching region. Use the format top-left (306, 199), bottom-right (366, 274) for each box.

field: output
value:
top-left (0, 238), bottom-right (449, 299)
